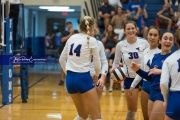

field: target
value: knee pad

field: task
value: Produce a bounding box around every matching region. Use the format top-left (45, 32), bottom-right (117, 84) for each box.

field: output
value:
top-left (74, 115), bottom-right (85, 120)
top-left (126, 110), bottom-right (135, 120)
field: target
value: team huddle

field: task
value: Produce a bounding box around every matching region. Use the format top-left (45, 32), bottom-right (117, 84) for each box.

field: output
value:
top-left (59, 16), bottom-right (180, 120)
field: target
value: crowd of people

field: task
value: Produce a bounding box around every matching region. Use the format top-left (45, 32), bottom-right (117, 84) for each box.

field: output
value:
top-left (57, 0), bottom-right (180, 120)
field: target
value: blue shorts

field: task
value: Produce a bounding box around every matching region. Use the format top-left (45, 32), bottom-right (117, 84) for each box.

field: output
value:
top-left (166, 91), bottom-right (180, 120)
top-left (142, 80), bottom-right (150, 94)
top-left (149, 88), bottom-right (164, 102)
top-left (124, 78), bottom-right (142, 89)
top-left (66, 71), bottom-right (94, 94)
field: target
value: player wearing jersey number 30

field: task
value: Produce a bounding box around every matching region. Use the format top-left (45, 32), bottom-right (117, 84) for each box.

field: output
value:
top-left (113, 20), bottom-right (149, 120)
top-left (59, 16), bottom-right (102, 120)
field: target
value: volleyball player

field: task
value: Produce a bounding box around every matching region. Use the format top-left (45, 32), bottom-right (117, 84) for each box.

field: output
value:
top-left (160, 28), bottom-right (180, 120)
top-left (59, 16), bottom-right (102, 120)
top-left (130, 31), bottom-right (174, 120)
top-left (113, 20), bottom-right (149, 120)
top-left (90, 28), bottom-right (108, 99)
top-left (128, 26), bottom-right (161, 120)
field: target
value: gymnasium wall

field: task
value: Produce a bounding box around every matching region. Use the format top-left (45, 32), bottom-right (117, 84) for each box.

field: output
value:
top-left (18, 0), bottom-right (90, 55)
top-left (20, 0), bottom-right (94, 20)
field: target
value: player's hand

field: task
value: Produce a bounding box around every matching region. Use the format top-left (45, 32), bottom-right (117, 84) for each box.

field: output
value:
top-left (96, 77), bottom-right (105, 90)
top-left (130, 62), bottom-right (140, 72)
top-left (148, 66), bottom-right (161, 76)
top-left (128, 87), bottom-right (134, 97)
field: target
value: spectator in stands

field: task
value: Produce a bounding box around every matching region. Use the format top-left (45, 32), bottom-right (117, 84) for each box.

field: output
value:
top-left (132, 5), bottom-right (148, 38)
top-left (45, 33), bottom-right (54, 49)
top-left (157, 3), bottom-right (174, 31)
top-left (126, 0), bottom-right (144, 15)
top-left (164, 0), bottom-right (179, 6)
top-left (102, 24), bottom-right (118, 55)
top-left (98, 0), bottom-right (115, 30)
top-left (58, 21), bottom-right (78, 85)
top-left (111, 7), bottom-right (130, 40)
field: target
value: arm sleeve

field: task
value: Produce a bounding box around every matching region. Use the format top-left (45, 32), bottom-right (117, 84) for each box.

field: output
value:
top-left (160, 60), bottom-right (170, 102)
top-left (92, 47), bottom-right (101, 76)
top-left (59, 42), bottom-right (68, 74)
top-left (136, 69), bottom-right (152, 81)
top-left (113, 43), bottom-right (122, 68)
top-left (99, 42), bottom-right (108, 75)
top-left (131, 75), bottom-right (142, 88)
top-left (90, 39), bottom-right (101, 76)
top-left (131, 50), bottom-right (146, 88)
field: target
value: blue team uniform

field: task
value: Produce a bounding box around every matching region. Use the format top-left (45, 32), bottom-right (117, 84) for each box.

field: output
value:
top-left (136, 52), bottom-right (172, 101)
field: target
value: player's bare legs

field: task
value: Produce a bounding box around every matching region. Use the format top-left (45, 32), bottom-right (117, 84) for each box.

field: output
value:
top-left (82, 88), bottom-right (101, 119)
top-left (70, 93), bottom-right (88, 119)
top-left (124, 89), bottom-right (139, 120)
top-left (149, 100), bottom-right (165, 120)
top-left (141, 91), bottom-right (149, 120)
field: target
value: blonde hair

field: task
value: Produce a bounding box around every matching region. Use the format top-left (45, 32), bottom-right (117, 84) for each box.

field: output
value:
top-left (79, 16), bottom-right (94, 47)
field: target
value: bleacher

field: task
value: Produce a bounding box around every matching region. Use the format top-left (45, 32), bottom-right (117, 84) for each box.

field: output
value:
top-left (123, 0), bottom-right (178, 31)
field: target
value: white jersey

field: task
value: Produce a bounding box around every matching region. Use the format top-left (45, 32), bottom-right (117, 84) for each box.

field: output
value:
top-left (160, 49), bottom-right (180, 91)
top-left (90, 40), bottom-right (108, 76)
top-left (131, 47), bottom-right (161, 88)
top-left (59, 33), bottom-right (101, 76)
top-left (113, 37), bottom-right (149, 78)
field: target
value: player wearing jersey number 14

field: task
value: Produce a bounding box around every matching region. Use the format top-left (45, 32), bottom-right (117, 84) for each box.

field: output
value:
top-left (59, 16), bottom-right (102, 120)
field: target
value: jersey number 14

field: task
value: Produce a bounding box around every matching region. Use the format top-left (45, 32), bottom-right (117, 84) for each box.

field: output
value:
top-left (69, 43), bottom-right (82, 57)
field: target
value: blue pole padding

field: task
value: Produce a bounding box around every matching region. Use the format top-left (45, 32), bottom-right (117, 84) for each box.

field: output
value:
top-left (2, 18), bottom-right (13, 105)
top-left (20, 66), bottom-right (27, 103)
top-left (25, 65), bottom-right (29, 98)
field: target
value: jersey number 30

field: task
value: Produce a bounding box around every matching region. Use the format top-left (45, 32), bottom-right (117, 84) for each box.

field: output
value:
top-left (129, 52), bottom-right (139, 59)
top-left (69, 43), bottom-right (82, 57)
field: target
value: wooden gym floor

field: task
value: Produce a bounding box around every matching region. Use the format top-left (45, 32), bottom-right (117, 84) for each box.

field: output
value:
top-left (0, 66), bottom-right (144, 120)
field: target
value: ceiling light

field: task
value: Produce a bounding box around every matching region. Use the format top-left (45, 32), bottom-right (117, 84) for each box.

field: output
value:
top-left (48, 9), bottom-right (75, 12)
top-left (39, 6), bottom-right (70, 9)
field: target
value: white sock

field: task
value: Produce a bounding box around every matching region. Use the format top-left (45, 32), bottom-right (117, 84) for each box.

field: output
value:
top-left (126, 110), bottom-right (135, 120)
top-left (74, 115), bottom-right (85, 120)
